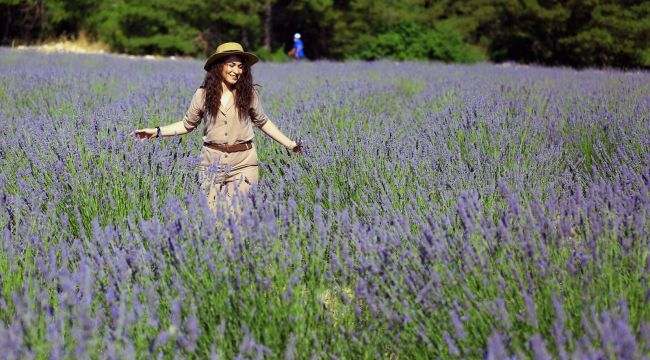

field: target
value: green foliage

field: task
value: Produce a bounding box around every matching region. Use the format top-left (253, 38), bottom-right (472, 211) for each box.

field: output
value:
top-left (87, 2), bottom-right (199, 55)
top-left (487, 0), bottom-right (650, 68)
top-left (356, 22), bottom-right (486, 63)
top-left (560, 2), bottom-right (650, 68)
top-left (254, 46), bottom-right (291, 62)
top-left (0, 0), bottom-right (99, 42)
top-left (1, 0), bottom-right (648, 67)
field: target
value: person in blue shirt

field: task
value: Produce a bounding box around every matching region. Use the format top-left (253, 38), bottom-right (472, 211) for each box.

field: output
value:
top-left (289, 33), bottom-right (305, 60)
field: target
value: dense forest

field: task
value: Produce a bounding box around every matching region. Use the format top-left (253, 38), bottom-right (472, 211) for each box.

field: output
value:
top-left (1, 0), bottom-right (649, 68)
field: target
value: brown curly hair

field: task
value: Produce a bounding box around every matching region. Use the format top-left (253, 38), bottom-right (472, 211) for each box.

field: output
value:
top-left (202, 55), bottom-right (256, 121)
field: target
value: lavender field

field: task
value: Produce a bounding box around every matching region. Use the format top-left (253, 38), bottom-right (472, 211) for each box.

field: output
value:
top-left (1, 48), bottom-right (649, 359)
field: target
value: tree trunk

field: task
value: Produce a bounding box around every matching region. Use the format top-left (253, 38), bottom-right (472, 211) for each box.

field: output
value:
top-left (2, 5), bottom-right (12, 44)
top-left (241, 28), bottom-right (249, 49)
top-left (263, 3), bottom-right (272, 49)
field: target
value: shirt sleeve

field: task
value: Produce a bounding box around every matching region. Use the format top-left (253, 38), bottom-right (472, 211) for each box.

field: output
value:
top-left (182, 88), bottom-right (205, 131)
top-left (251, 91), bottom-right (270, 128)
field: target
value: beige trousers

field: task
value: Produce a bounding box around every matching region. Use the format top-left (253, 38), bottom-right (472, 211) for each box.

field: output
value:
top-left (203, 165), bottom-right (258, 211)
top-left (198, 145), bottom-right (259, 212)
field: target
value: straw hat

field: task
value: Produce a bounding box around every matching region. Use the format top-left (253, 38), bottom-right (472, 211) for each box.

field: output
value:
top-left (204, 42), bottom-right (259, 71)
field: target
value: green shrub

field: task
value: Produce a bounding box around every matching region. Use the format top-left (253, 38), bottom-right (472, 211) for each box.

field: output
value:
top-left (641, 48), bottom-right (650, 68)
top-left (357, 23), bottom-right (486, 63)
top-left (254, 47), bottom-right (291, 63)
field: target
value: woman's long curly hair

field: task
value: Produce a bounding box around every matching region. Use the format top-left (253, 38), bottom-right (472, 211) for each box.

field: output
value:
top-left (202, 55), bottom-right (256, 121)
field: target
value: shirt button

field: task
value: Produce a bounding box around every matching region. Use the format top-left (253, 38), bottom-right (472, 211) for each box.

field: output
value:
top-left (225, 121), bottom-right (228, 124)
top-left (225, 133), bottom-right (228, 136)
top-left (225, 154), bottom-right (228, 158)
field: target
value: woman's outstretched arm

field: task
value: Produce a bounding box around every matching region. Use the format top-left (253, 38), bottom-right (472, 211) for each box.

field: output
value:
top-left (132, 89), bottom-right (204, 139)
top-left (259, 120), bottom-right (298, 151)
top-left (252, 91), bottom-right (300, 152)
top-left (133, 121), bottom-right (191, 139)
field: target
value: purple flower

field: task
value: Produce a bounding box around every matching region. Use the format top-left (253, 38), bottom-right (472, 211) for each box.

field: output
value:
top-left (486, 332), bottom-right (509, 360)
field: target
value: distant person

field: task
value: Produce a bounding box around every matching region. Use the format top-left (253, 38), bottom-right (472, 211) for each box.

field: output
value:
top-left (133, 42), bottom-right (302, 210)
top-left (288, 33), bottom-right (305, 60)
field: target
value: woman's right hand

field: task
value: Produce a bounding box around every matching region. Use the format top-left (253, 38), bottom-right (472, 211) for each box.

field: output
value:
top-left (131, 128), bottom-right (157, 139)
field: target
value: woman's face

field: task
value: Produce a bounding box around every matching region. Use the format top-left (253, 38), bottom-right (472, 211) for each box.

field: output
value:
top-left (221, 55), bottom-right (244, 86)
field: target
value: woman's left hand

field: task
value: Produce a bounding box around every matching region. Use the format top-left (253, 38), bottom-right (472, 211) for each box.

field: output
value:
top-left (289, 140), bottom-right (304, 154)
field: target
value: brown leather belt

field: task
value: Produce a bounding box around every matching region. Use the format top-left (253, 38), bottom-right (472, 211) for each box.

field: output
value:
top-left (204, 141), bottom-right (253, 153)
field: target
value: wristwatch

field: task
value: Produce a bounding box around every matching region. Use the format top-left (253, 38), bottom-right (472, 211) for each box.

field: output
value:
top-left (156, 126), bottom-right (161, 138)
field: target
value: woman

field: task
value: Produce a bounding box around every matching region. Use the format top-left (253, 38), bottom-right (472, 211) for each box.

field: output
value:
top-left (133, 42), bottom-right (302, 209)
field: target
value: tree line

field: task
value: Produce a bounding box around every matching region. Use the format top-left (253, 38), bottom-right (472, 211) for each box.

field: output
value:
top-left (1, 0), bottom-right (649, 68)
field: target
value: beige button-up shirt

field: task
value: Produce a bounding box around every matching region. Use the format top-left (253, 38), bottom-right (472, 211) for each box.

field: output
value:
top-left (182, 87), bottom-right (269, 145)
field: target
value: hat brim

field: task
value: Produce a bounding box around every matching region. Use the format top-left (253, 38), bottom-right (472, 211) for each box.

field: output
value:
top-left (204, 51), bottom-right (259, 71)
